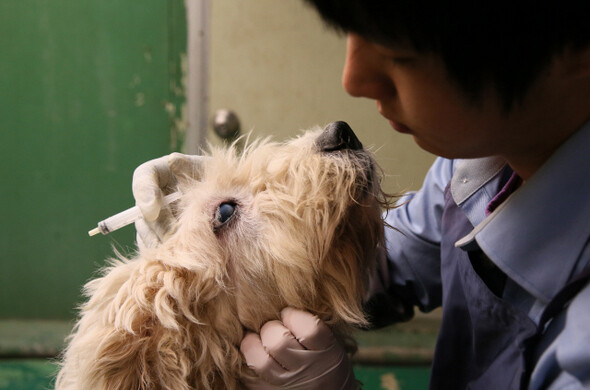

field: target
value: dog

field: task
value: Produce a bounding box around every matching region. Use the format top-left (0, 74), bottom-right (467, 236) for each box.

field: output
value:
top-left (56, 121), bottom-right (392, 390)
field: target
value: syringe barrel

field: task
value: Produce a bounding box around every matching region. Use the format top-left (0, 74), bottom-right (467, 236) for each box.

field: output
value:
top-left (98, 206), bottom-right (142, 234)
top-left (91, 192), bottom-right (182, 236)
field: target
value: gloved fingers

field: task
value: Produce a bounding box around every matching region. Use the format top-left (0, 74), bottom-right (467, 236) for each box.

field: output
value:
top-left (132, 155), bottom-right (173, 222)
top-left (137, 205), bottom-right (176, 244)
top-left (240, 374), bottom-right (281, 390)
top-left (240, 313), bottom-right (359, 390)
top-left (135, 219), bottom-right (161, 251)
top-left (241, 331), bottom-right (291, 382)
top-left (152, 205), bottom-right (175, 238)
top-left (168, 153), bottom-right (208, 183)
top-left (259, 320), bottom-right (309, 372)
top-left (280, 307), bottom-right (335, 351)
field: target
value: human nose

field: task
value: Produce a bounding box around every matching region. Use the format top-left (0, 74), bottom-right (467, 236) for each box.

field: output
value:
top-left (342, 34), bottom-right (392, 100)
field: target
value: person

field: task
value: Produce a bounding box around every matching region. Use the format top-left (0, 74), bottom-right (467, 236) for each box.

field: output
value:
top-left (131, 1), bottom-right (590, 388)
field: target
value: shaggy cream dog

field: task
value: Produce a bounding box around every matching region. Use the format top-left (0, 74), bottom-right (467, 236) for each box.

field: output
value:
top-left (56, 122), bottom-right (392, 390)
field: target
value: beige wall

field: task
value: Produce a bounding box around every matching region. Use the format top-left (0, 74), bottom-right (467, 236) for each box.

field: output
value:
top-left (208, 0), bottom-right (435, 193)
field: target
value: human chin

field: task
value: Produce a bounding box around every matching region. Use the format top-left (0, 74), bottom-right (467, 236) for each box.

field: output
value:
top-left (389, 120), bottom-right (412, 134)
top-left (411, 135), bottom-right (461, 158)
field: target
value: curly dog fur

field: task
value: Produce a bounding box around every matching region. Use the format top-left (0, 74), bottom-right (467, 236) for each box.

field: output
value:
top-left (56, 124), bottom-right (392, 389)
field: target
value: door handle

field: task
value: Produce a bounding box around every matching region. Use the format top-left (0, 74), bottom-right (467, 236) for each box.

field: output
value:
top-left (212, 109), bottom-right (241, 140)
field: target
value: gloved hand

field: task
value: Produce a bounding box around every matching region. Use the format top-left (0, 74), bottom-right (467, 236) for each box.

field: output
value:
top-left (240, 307), bottom-right (359, 390)
top-left (132, 152), bottom-right (206, 249)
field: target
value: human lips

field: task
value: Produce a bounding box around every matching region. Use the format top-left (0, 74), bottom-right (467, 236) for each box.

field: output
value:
top-left (377, 102), bottom-right (411, 134)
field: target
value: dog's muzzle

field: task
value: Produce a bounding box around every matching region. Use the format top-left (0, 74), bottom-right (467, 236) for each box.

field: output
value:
top-left (316, 121), bottom-right (363, 152)
top-left (315, 121), bottom-right (375, 194)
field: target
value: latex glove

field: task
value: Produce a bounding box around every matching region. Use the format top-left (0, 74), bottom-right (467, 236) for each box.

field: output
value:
top-left (132, 152), bottom-right (206, 249)
top-left (240, 308), bottom-right (359, 390)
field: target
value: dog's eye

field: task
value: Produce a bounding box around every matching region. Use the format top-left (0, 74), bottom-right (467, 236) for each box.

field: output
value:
top-left (218, 203), bottom-right (236, 223)
top-left (213, 202), bottom-right (237, 231)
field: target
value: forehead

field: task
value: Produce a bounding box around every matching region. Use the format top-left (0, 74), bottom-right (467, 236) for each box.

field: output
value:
top-left (199, 134), bottom-right (313, 186)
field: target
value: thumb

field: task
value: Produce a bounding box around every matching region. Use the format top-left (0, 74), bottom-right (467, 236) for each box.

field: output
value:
top-left (132, 155), bottom-right (172, 221)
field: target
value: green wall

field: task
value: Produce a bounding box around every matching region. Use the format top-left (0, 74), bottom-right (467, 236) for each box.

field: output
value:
top-left (0, 0), bottom-right (187, 319)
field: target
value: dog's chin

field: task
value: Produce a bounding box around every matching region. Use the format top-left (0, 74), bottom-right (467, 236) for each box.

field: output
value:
top-left (365, 159), bottom-right (376, 190)
top-left (349, 150), bottom-right (378, 200)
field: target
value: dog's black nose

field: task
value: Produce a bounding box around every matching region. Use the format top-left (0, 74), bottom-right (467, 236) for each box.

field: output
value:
top-left (316, 121), bottom-right (363, 152)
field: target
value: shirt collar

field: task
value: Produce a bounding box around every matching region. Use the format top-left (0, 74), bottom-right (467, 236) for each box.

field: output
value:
top-left (456, 120), bottom-right (590, 303)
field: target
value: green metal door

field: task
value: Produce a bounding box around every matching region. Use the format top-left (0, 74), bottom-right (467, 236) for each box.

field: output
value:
top-left (0, 0), bottom-right (187, 320)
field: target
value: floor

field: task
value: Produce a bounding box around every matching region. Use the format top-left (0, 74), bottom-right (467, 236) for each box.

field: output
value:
top-left (0, 313), bottom-right (438, 389)
top-left (0, 359), bottom-right (430, 390)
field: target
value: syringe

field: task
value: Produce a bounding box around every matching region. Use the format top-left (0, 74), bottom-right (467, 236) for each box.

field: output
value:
top-left (88, 192), bottom-right (182, 236)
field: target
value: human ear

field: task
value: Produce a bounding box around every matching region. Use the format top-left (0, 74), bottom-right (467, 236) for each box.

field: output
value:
top-left (560, 46), bottom-right (590, 80)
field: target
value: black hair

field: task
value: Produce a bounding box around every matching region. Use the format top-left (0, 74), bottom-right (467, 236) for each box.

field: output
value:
top-left (303, 0), bottom-right (590, 110)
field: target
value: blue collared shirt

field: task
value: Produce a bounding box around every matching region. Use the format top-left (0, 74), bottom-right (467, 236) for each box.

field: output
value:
top-left (383, 120), bottom-right (590, 389)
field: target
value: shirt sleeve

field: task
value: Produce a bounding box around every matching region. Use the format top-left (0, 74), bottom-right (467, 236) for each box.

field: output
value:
top-left (364, 158), bottom-right (456, 327)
